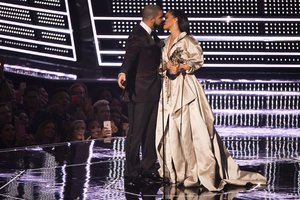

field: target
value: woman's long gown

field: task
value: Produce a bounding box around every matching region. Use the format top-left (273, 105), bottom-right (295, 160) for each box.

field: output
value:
top-left (155, 32), bottom-right (267, 191)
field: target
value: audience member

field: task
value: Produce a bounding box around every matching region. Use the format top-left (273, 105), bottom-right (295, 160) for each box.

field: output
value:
top-left (110, 109), bottom-right (129, 136)
top-left (95, 87), bottom-right (113, 102)
top-left (68, 120), bottom-right (86, 141)
top-left (86, 119), bottom-right (101, 139)
top-left (33, 117), bottom-right (58, 145)
top-left (68, 82), bottom-right (93, 121)
top-left (46, 88), bottom-right (72, 142)
top-left (0, 123), bottom-right (16, 149)
top-left (91, 99), bottom-right (118, 135)
top-left (21, 86), bottom-right (42, 125)
top-left (0, 103), bottom-right (12, 125)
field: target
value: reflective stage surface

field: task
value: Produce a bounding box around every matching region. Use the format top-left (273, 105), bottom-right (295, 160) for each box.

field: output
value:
top-left (0, 127), bottom-right (299, 200)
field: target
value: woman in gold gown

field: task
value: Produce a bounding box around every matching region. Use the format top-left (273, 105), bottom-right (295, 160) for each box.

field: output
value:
top-left (155, 9), bottom-right (267, 191)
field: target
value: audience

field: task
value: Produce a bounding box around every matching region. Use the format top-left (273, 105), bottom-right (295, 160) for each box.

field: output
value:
top-left (0, 59), bottom-right (129, 149)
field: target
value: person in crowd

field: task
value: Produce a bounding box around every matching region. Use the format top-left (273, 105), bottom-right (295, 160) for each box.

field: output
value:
top-left (110, 109), bottom-right (128, 136)
top-left (45, 88), bottom-right (72, 142)
top-left (91, 99), bottom-right (117, 137)
top-left (14, 110), bottom-right (36, 146)
top-left (0, 123), bottom-right (16, 149)
top-left (117, 5), bottom-right (163, 186)
top-left (155, 9), bottom-right (266, 191)
top-left (68, 82), bottom-right (92, 121)
top-left (95, 87), bottom-right (114, 103)
top-left (110, 97), bottom-right (128, 124)
top-left (68, 120), bottom-right (86, 142)
top-left (86, 119), bottom-right (112, 139)
top-left (0, 103), bottom-right (12, 125)
top-left (21, 86), bottom-right (42, 125)
top-left (33, 118), bottom-right (58, 145)
top-left (86, 119), bottom-right (102, 140)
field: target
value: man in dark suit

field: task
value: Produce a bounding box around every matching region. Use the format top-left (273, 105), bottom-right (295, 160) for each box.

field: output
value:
top-left (117, 5), bottom-right (163, 186)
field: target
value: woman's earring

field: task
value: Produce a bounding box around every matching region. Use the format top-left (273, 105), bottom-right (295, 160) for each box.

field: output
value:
top-left (173, 23), bottom-right (177, 28)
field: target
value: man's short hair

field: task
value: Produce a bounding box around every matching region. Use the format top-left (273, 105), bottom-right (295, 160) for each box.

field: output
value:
top-left (93, 99), bottom-right (110, 112)
top-left (142, 5), bottom-right (161, 20)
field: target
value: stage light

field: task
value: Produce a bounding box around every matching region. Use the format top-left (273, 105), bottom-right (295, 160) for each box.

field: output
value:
top-left (4, 64), bottom-right (77, 80)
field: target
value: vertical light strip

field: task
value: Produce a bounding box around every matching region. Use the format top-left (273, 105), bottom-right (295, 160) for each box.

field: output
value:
top-left (64, 0), bottom-right (77, 61)
top-left (87, 0), bottom-right (102, 66)
top-left (83, 140), bottom-right (94, 200)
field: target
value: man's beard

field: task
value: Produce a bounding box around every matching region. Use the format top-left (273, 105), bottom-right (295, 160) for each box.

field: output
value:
top-left (153, 22), bottom-right (163, 31)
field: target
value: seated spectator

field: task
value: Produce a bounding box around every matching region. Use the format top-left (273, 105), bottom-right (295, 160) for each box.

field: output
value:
top-left (110, 109), bottom-right (128, 136)
top-left (68, 82), bottom-right (92, 121)
top-left (68, 120), bottom-right (86, 142)
top-left (46, 88), bottom-right (72, 142)
top-left (86, 119), bottom-right (112, 140)
top-left (91, 99), bottom-right (118, 136)
top-left (0, 102), bottom-right (12, 125)
top-left (110, 97), bottom-right (128, 123)
top-left (14, 110), bottom-right (36, 147)
top-left (86, 119), bottom-right (101, 140)
top-left (0, 123), bottom-right (16, 149)
top-left (21, 86), bottom-right (42, 126)
top-left (95, 87), bottom-right (113, 102)
top-left (33, 118), bottom-right (59, 145)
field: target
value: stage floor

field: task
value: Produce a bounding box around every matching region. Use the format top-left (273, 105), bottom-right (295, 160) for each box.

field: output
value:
top-left (0, 127), bottom-right (299, 200)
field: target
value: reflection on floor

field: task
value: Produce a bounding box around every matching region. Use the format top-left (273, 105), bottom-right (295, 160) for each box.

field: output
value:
top-left (0, 127), bottom-right (299, 200)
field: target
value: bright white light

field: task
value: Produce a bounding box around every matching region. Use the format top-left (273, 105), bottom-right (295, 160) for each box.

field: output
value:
top-left (64, 0), bottom-right (77, 62)
top-left (4, 64), bottom-right (77, 80)
top-left (87, 0), bottom-right (102, 66)
top-left (226, 16), bottom-right (231, 23)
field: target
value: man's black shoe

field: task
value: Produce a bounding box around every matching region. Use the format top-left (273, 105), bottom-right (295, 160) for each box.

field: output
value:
top-left (141, 172), bottom-right (165, 185)
top-left (124, 176), bottom-right (141, 187)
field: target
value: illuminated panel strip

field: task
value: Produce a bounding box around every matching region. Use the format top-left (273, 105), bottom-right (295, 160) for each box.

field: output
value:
top-left (4, 64), bottom-right (77, 80)
top-left (94, 17), bottom-right (300, 22)
top-left (1, 46), bottom-right (75, 61)
top-left (100, 63), bottom-right (300, 68)
top-left (97, 35), bottom-right (300, 42)
top-left (87, 0), bottom-right (102, 66)
top-left (1, 19), bottom-right (71, 33)
top-left (205, 90), bottom-right (300, 96)
top-left (0, 34), bottom-right (72, 49)
top-left (99, 50), bottom-right (300, 56)
top-left (205, 64), bottom-right (300, 68)
top-left (64, 0), bottom-right (77, 61)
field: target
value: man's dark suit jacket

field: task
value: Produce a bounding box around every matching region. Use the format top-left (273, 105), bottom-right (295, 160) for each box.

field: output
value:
top-left (120, 24), bottom-right (161, 102)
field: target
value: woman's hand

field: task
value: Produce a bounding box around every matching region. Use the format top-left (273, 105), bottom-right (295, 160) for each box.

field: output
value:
top-left (166, 61), bottom-right (179, 74)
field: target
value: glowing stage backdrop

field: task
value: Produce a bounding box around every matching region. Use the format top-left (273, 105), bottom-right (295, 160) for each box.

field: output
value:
top-left (1, 0), bottom-right (300, 79)
top-left (91, 0), bottom-right (300, 69)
